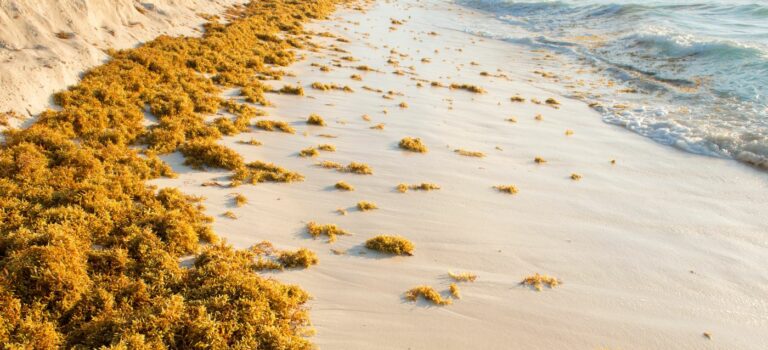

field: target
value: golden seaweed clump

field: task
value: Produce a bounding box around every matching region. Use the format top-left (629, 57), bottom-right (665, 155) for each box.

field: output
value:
top-left (510, 95), bottom-right (526, 102)
top-left (454, 149), bottom-right (485, 158)
top-left (223, 211), bottom-right (238, 219)
top-left (233, 193), bottom-right (248, 207)
top-left (254, 120), bottom-right (296, 133)
top-left (344, 162), bottom-right (373, 175)
top-left (399, 137), bottom-right (428, 153)
top-left (494, 185), bottom-right (518, 194)
top-left (278, 248), bottom-right (319, 269)
top-left (545, 97), bottom-right (561, 106)
top-left (231, 161), bottom-right (305, 184)
top-left (307, 113), bottom-right (326, 126)
top-left (399, 183), bottom-right (441, 192)
top-left (278, 84), bottom-right (304, 95)
top-left (506, 117), bottom-right (518, 123)
top-left (365, 235), bottom-right (414, 256)
top-left (318, 160), bottom-right (344, 169)
top-left (565, 129), bottom-right (574, 136)
top-left (357, 201), bottom-right (378, 211)
top-left (534, 113), bottom-right (544, 121)
top-left (306, 221), bottom-right (349, 243)
top-left (449, 83), bottom-right (486, 94)
top-left (404, 286), bottom-right (452, 305)
top-left (399, 102), bottom-right (409, 108)
top-left (370, 123), bottom-right (385, 130)
top-left (448, 271), bottom-right (478, 282)
top-left (0, 0), bottom-right (340, 347)
top-left (335, 181), bottom-right (354, 191)
top-left (350, 74), bottom-right (362, 81)
top-left (534, 156), bottom-right (547, 164)
top-left (299, 147), bottom-right (319, 158)
top-left (570, 173), bottom-right (582, 181)
top-left (239, 138), bottom-right (263, 146)
top-left (521, 273), bottom-right (560, 291)
top-left (449, 283), bottom-right (461, 299)
top-left (317, 144), bottom-right (336, 152)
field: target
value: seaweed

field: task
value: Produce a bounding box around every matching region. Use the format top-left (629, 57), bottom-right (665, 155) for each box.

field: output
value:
top-left (335, 181), bottom-right (354, 191)
top-left (494, 185), bottom-right (518, 194)
top-left (449, 283), bottom-right (461, 299)
top-left (317, 144), bottom-right (336, 152)
top-left (521, 273), bottom-right (560, 291)
top-left (365, 235), bottom-right (414, 256)
top-left (399, 137), bottom-right (428, 153)
top-left (448, 271), bottom-right (477, 282)
top-left (534, 156), bottom-right (547, 164)
top-left (233, 193), bottom-right (248, 207)
top-left (278, 248), bottom-right (319, 268)
top-left (231, 161), bottom-right (305, 184)
top-left (357, 201), bottom-right (378, 211)
top-left (299, 147), bottom-right (319, 158)
top-left (398, 183), bottom-right (440, 193)
top-left (254, 120), bottom-right (296, 133)
top-left (307, 113), bottom-right (326, 126)
top-left (570, 173), bottom-right (582, 181)
top-left (454, 149), bottom-right (485, 158)
top-left (343, 162), bottom-right (373, 175)
top-left (449, 83), bottom-right (486, 94)
top-left (306, 222), bottom-right (349, 243)
top-left (404, 286), bottom-right (451, 305)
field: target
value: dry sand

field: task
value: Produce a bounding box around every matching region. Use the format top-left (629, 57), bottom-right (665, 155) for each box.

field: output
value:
top-left (0, 0), bottom-right (244, 124)
top-left (6, 0), bottom-right (768, 349)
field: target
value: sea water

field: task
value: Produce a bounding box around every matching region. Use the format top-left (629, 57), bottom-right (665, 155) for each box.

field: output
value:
top-left (457, 0), bottom-right (768, 169)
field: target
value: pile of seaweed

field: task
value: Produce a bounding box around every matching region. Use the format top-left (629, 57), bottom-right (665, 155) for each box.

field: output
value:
top-left (0, 0), bottom-right (340, 348)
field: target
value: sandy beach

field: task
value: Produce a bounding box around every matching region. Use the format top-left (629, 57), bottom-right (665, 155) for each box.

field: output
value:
top-left (2, 0), bottom-right (767, 349)
top-left (149, 1), bottom-right (768, 349)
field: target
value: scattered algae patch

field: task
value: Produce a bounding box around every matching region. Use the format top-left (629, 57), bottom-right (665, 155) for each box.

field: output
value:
top-left (335, 181), bottom-right (354, 191)
top-left (494, 185), bottom-right (518, 195)
top-left (357, 201), bottom-right (379, 211)
top-left (522, 273), bottom-right (561, 291)
top-left (448, 271), bottom-right (478, 282)
top-left (278, 248), bottom-right (319, 268)
top-left (399, 137), bottom-right (428, 153)
top-left (233, 193), bottom-right (248, 207)
top-left (454, 149), bottom-right (485, 158)
top-left (232, 161), bottom-right (304, 184)
top-left (306, 221), bottom-right (349, 243)
top-left (343, 161), bottom-right (373, 175)
top-left (0, 0), bottom-right (343, 346)
top-left (449, 283), bottom-right (461, 299)
top-left (404, 286), bottom-right (452, 305)
top-left (398, 183), bottom-right (441, 193)
top-left (307, 113), bottom-right (326, 126)
top-left (255, 120), bottom-right (296, 133)
top-left (299, 146), bottom-right (320, 158)
top-left (365, 235), bottom-right (414, 256)
top-left (449, 83), bottom-right (486, 94)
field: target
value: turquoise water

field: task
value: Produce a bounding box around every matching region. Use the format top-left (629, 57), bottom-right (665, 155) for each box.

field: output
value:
top-left (457, 0), bottom-right (768, 168)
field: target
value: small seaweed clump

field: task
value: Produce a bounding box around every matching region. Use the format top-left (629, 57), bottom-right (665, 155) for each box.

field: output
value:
top-left (365, 235), bottom-right (414, 256)
top-left (521, 273), bottom-right (560, 291)
top-left (398, 183), bottom-right (441, 193)
top-left (278, 248), bottom-right (319, 269)
top-left (317, 144), bottom-right (336, 152)
top-left (571, 173), bottom-right (582, 181)
top-left (534, 156), bottom-right (547, 164)
top-left (233, 193), bottom-right (248, 207)
top-left (399, 137), bottom-right (428, 153)
top-left (254, 120), bottom-right (296, 133)
top-left (449, 283), bottom-right (461, 299)
top-left (307, 113), bottom-right (326, 126)
top-left (454, 149), bottom-right (485, 158)
top-left (449, 83), bottom-right (486, 94)
top-left (250, 241), bottom-right (318, 270)
top-left (335, 181), bottom-right (354, 191)
top-left (299, 146), bottom-right (320, 158)
top-left (231, 161), bottom-right (305, 185)
top-left (306, 221), bottom-right (349, 243)
top-left (404, 286), bottom-right (452, 305)
top-left (494, 185), bottom-right (518, 195)
top-left (357, 201), bottom-right (378, 211)
top-left (318, 160), bottom-right (344, 169)
top-left (278, 84), bottom-right (305, 95)
top-left (448, 271), bottom-right (478, 282)
top-left (343, 162), bottom-right (373, 175)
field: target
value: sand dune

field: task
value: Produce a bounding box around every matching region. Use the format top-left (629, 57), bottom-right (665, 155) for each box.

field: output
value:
top-left (0, 0), bottom-right (244, 122)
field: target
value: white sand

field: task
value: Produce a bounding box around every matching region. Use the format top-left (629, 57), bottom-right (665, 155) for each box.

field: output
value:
top-left (0, 0), bottom-right (244, 124)
top-left (12, 0), bottom-right (767, 348)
